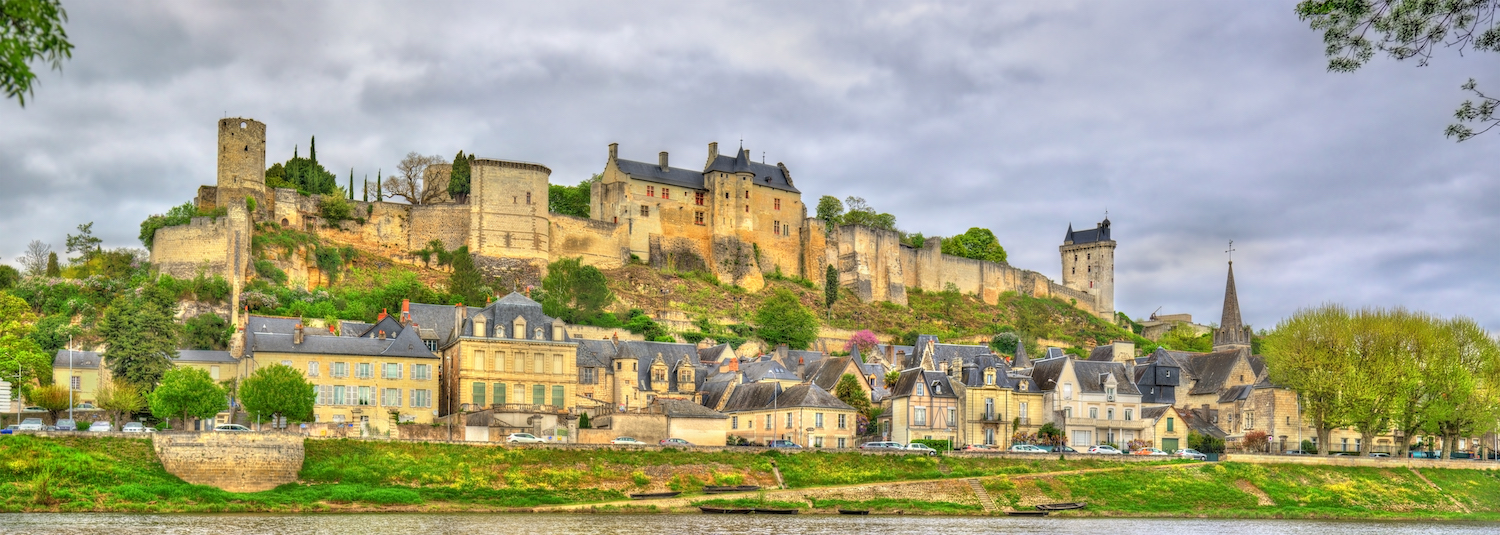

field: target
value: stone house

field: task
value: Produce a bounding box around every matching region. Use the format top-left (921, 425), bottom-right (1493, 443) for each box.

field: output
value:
top-left (723, 382), bottom-right (857, 448)
top-left (1031, 356), bottom-right (1148, 448)
top-left (51, 349), bottom-right (104, 406)
top-left (429, 293), bottom-right (577, 415)
top-left (879, 368), bottom-right (961, 444)
top-left (952, 354), bottom-right (1046, 448)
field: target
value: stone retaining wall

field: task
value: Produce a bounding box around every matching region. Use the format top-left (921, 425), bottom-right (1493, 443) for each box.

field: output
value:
top-left (1224, 453), bottom-right (1499, 470)
top-left (152, 432), bottom-right (305, 492)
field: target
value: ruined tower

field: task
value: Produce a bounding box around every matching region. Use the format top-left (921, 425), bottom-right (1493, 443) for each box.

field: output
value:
top-left (215, 117), bottom-right (268, 210)
top-left (1212, 261), bottom-right (1252, 352)
top-left (1059, 218), bottom-right (1116, 318)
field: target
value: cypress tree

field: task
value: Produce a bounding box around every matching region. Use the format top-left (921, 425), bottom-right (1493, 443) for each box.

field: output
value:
top-left (825, 264), bottom-right (839, 311)
top-left (448, 150), bottom-right (471, 203)
top-left (349, 168), bottom-right (354, 199)
top-left (448, 246), bottom-right (484, 306)
top-left (363, 174), bottom-right (369, 202)
top-left (376, 169), bottom-right (383, 201)
top-left (45, 252), bottom-right (60, 277)
top-left (309, 136), bottom-right (316, 164)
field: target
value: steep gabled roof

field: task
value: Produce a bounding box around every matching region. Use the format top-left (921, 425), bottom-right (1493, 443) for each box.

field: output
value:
top-left (888, 368), bottom-right (959, 398)
top-left (1141, 406), bottom-right (1172, 421)
top-left (1064, 219), bottom-right (1111, 245)
top-left (704, 149), bottom-right (800, 193)
top-left (1072, 360), bottom-right (1141, 395)
top-left (53, 349), bottom-right (102, 369)
top-left (1185, 350), bottom-right (1248, 395)
top-left (575, 339), bottom-right (617, 368)
top-left (1217, 384), bottom-right (1254, 403)
top-left (720, 382), bottom-right (853, 413)
top-left (249, 325), bottom-right (437, 359)
top-left (1178, 406), bottom-right (1227, 439)
top-left (1011, 340), bottom-right (1031, 368)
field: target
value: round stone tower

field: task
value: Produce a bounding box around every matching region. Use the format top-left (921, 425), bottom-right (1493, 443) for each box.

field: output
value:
top-left (215, 117), bottom-right (267, 210)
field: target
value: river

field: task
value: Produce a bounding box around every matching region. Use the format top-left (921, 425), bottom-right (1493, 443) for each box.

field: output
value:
top-left (0, 514), bottom-right (1492, 534)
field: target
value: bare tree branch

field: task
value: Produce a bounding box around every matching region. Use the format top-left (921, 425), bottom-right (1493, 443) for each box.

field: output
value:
top-left (381, 152), bottom-right (445, 205)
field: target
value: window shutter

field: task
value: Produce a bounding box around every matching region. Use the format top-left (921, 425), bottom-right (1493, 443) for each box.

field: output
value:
top-left (398, 363), bottom-right (404, 379)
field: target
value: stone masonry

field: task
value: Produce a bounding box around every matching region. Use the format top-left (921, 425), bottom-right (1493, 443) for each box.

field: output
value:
top-left (152, 432), bottom-right (304, 492)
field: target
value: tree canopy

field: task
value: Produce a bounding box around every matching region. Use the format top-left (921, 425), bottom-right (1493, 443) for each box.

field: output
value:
top-left (447, 246), bottom-right (488, 307)
top-left (98, 287), bottom-right (179, 389)
top-left (549, 176), bottom-right (594, 218)
top-left (267, 139), bottom-right (340, 196)
top-left (240, 364), bottom-right (316, 425)
top-left (834, 373), bottom-right (871, 414)
top-left (94, 378), bottom-right (144, 429)
top-left (940, 227), bottom-right (1008, 264)
top-left (540, 257), bottom-right (614, 324)
top-left (1296, 0), bottom-right (1500, 140)
top-left (148, 367), bottom-right (228, 427)
top-left (27, 383), bottom-right (69, 423)
top-left (0, 291), bottom-right (52, 388)
top-left (1, 0), bottom-right (72, 107)
top-left (447, 150), bottom-right (472, 202)
top-left (753, 288), bottom-right (819, 350)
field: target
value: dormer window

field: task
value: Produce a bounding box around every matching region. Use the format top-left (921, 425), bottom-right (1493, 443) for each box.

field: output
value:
top-left (1106, 386), bottom-right (1116, 402)
top-left (915, 383), bottom-right (925, 397)
top-left (534, 327), bottom-right (544, 339)
top-left (931, 381), bottom-right (942, 395)
top-left (984, 370), bottom-right (995, 385)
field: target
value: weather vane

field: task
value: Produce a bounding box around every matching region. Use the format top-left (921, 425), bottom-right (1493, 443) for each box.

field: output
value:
top-left (1226, 240), bottom-right (1236, 262)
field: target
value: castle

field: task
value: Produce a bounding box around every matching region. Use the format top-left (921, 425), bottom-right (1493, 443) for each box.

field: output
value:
top-left (149, 118), bottom-right (1116, 319)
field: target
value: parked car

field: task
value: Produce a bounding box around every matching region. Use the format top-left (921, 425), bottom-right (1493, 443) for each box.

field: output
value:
top-left (859, 441), bottom-right (905, 450)
top-left (53, 419), bottom-right (77, 431)
top-left (905, 443), bottom-right (939, 456)
top-left (1368, 452), bottom-right (1391, 458)
top-left (1409, 451), bottom-right (1437, 459)
top-left (1176, 448), bottom-right (1208, 461)
top-left (611, 437), bottom-right (646, 445)
top-left (21, 406), bottom-right (44, 413)
top-left (960, 444), bottom-right (996, 452)
top-left (659, 438), bottom-right (692, 446)
top-left (1, 424), bottom-right (17, 435)
top-left (1132, 448), bottom-right (1169, 456)
top-left (766, 440), bottom-right (802, 448)
top-left (1008, 444), bottom-right (1048, 453)
top-left (1283, 450), bottom-right (1310, 455)
top-left (121, 422), bottom-right (148, 433)
top-left (73, 402), bottom-right (96, 410)
top-left (17, 418), bottom-right (44, 431)
top-left (1041, 445), bottom-right (1079, 453)
top-left (1088, 445), bottom-right (1123, 455)
top-left (88, 421), bottom-right (113, 432)
top-left (214, 424), bottom-right (252, 432)
top-left (507, 433), bottom-right (546, 443)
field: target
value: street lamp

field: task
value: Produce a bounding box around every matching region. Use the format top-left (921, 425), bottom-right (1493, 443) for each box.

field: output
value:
top-left (67, 336), bottom-right (74, 423)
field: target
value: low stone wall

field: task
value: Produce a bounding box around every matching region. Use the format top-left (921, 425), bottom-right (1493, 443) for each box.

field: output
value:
top-left (1224, 453), bottom-right (1499, 470)
top-left (152, 432), bottom-right (305, 492)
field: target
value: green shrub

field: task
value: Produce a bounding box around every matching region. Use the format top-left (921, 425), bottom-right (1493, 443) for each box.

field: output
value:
top-left (253, 260), bottom-right (287, 285)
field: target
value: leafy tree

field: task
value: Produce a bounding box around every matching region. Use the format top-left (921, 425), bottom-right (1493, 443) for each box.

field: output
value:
top-left (540, 257), bottom-right (615, 324)
top-left (183, 313), bottom-right (234, 350)
top-left (348, 169), bottom-right (354, 200)
top-left (1264, 304), bottom-right (1357, 455)
top-left (319, 192), bottom-right (353, 223)
top-left (44, 251), bottom-right (58, 276)
top-left (824, 264), bottom-right (838, 312)
top-left (940, 227), bottom-right (1008, 263)
top-left (94, 378), bottom-right (144, 429)
top-left (1, 0), bottom-right (72, 107)
top-left (884, 369), bottom-right (901, 388)
top-left (833, 373), bottom-right (871, 414)
top-left (447, 150), bottom-right (471, 203)
top-left (0, 265), bottom-right (17, 290)
top-left (548, 176), bottom-right (594, 218)
top-left (278, 140), bottom-right (339, 196)
top-left (240, 364), bottom-right (316, 425)
top-left (839, 197), bottom-right (896, 230)
top-left (1420, 316), bottom-right (1500, 458)
top-left (98, 289), bottom-right (179, 389)
top-left (623, 309), bottom-right (672, 342)
top-left (815, 195), bottom-right (843, 230)
top-left (26, 313), bottom-right (74, 355)
top-left (1142, 323), bottom-right (1213, 353)
top-left (1037, 422), bottom-right (1066, 447)
top-left (148, 367), bottom-right (227, 428)
top-left (27, 383), bottom-right (69, 424)
top-left (990, 331), bottom-right (1020, 356)
top-left (64, 222), bottom-right (101, 263)
top-left (1188, 431), bottom-right (1226, 454)
top-left (0, 291), bottom-right (52, 388)
top-left (578, 412), bottom-right (591, 429)
top-left (1296, 0), bottom-right (1500, 140)
top-left (265, 162), bottom-right (291, 189)
top-left (902, 231), bottom-right (926, 248)
top-left (753, 288), bottom-right (819, 350)
top-left (448, 246), bottom-right (487, 306)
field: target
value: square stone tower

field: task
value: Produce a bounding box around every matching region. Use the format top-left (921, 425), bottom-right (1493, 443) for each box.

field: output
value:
top-left (1059, 218), bottom-right (1116, 317)
top-left (215, 117), bottom-right (267, 210)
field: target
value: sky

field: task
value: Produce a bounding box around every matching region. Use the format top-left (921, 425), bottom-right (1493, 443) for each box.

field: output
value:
top-left (2, 1), bottom-right (1497, 331)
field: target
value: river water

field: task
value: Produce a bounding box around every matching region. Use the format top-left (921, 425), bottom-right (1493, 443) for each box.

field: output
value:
top-left (0, 514), bottom-right (1492, 534)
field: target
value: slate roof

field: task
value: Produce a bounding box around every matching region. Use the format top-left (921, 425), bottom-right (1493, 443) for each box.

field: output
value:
top-left (1217, 384), bottom-right (1254, 404)
top-left (1044, 347), bottom-right (1066, 359)
top-left (698, 379), bottom-right (734, 410)
top-left (1141, 406), bottom-right (1172, 421)
top-left (458, 292), bottom-right (562, 342)
top-left (247, 315), bottom-right (306, 335)
top-left (1183, 349), bottom-right (1247, 396)
top-left (618, 341), bottom-right (706, 393)
top-left (249, 324), bottom-right (437, 359)
top-left (958, 354), bottom-right (1013, 388)
top-left (1073, 360), bottom-right (1142, 395)
top-left (614, 158), bottom-right (708, 190)
top-left (1012, 340), bottom-right (1031, 368)
top-left (720, 382), bottom-right (852, 412)
top-left (1063, 219), bottom-right (1111, 245)
top-left (656, 398), bottom-right (728, 419)
top-left (176, 350), bottom-right (236, 364)
top-left (53, 350), bottom-right (101, 369)
top-left (888, 368), bottom-right (959, 399)
top-left (576, 339), bottom-right (617, 369)
top-left (704, 149), bottom-right (800, 193)
top-left (740, 359), bottom-right (800, 383)
top-left (339, 320), bottom-right (374, 337)
top-left (1028, 356), bottom-right (1068, 392)
top-left (697, 343), bottom-right (734, 364)
top-left (1179, 407), bottom-right (1227, 439)
top-left (1086, 345), bottom-right (1116, 362)
top-left (803, 356), bottom-right (862, 392)
top-left (407, 303), bottom-right (462, 345)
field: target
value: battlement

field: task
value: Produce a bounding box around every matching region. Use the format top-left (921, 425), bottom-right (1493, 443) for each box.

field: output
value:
top-left (473, 158), bottom-right (551, 175)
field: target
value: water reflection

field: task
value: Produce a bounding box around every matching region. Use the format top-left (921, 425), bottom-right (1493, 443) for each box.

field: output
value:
top-left (0, 513), bottom-right (1491, 535)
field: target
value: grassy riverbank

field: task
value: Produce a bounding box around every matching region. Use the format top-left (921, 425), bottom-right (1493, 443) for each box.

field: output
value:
top-left (3, 435), bottom-right (1499, 520)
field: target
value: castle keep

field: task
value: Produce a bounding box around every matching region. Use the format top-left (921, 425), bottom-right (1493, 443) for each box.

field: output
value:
top-left (150, 118), bottom-right (1115, 317)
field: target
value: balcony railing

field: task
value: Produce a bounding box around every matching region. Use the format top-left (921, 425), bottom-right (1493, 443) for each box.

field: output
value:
top-left (1063, 417), bottom-right (1151, 429)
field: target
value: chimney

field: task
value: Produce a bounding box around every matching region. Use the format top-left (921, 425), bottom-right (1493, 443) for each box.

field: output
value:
top-left (707, 142), bottom-right (718, 167)
top-left (378, 308), bottom-right (388, 321)
top-left (609, 143), bottom-right (618, 161)
top-left (400, 299), bottom-right (411, 326)
top-left (454, 303), bottom-right (467, 340)
top-left (294, 323), bottom-right (305, 345)
top-left (659, 151), bottom-right (669, 171)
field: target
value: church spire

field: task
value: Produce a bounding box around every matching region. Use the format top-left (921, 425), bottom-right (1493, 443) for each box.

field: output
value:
top-left (1212, 260), bottom-right (1251, 352)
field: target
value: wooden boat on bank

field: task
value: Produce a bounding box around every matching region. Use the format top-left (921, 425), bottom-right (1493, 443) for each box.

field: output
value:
top-left (753, 508), bottom-right (799, 514)
top-left (703, 485), bottom-right (762, 494)
top-left (1035, 501), bottom-right (1086, 511)
top-left (699, 506), bottom-right (752, 514)
top-left (837, 509), bottom-right (870, 515)
top-left (629, 491), bottom-right (682, 500)
top-left (1006, 510), bottom-right (1050, 516)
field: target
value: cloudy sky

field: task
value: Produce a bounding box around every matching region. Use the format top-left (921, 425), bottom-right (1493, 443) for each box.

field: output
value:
top-left (2, 1), bottom-right (1497, 330)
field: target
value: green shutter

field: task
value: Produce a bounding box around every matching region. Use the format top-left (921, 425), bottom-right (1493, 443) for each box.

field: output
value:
top-left (494, 383), bottom-right (506, 405)
top-left (472, 382), bottom-right (486, 407)
top-left (533, 385), bottom-right (546, 406)
top-left (1167, 418), bottom-right (1175, 432)
top-left (552, 385), bottom-right (564, 408)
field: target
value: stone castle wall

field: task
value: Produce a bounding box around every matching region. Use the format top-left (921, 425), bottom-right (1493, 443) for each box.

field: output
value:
top-left (152, 432), bottom-right (304, 492)
top-left (470, 159), bottom-right (552, 260)
top-left (150, 215), bottom-right (233, 280)
top-left (550, 213), bottom-right (629, 269)
top-left (410, 203), bottom-right (468, 252)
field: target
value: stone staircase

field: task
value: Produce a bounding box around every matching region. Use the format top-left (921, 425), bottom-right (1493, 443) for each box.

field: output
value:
top-left (966, 478), bottom-right (997, 513)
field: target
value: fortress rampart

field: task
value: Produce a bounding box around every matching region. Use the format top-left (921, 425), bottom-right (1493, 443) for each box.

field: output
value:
top-left (149, 118), bottom-right (1114, 319)
top-left (152, 432), bottom-right (304, 493)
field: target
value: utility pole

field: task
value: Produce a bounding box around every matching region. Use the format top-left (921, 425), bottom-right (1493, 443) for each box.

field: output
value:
top-left (68, 336), bottom-right (74, 423)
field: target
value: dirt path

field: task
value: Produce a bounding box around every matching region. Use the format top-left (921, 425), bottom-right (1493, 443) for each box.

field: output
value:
top-left (532, 462), bottom-right (1202, 513)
